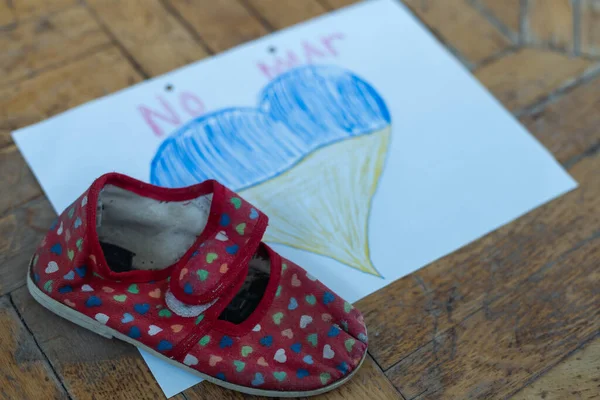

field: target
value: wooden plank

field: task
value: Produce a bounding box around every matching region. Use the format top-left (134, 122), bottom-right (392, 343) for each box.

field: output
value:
top-left (183, 354), bottom-right (402, 400)
top-left (166, 0), bottom-right (268, 53)
top-left (524, 0), bottom-right (574, 51)
top-left (0, 146), bottom-right (42, 215)
top-left (520, 73), bottom-right (600, 165)
top-left (5, 0), bottom-right (77, 22)
top-left (0, 0), bottom-right (16, 26)
top-left (0, 6), bottom-right (110, 86)
top-left (402, 0), bottom-right (511, 65)
top-left (356, 152), bottom-right (600, 371)
top-left (0, 46), bottom-right (142, 151)
top-left (0, 49), bottom-right (141, 294)
top-left (0, 197), bottom-right (54, 296)
top-left (245, 0), bottom-right (328, 30)
top-left (476, 0), bottom-right (521, 35)
top-left (0, 295), bottom-right (68, 399)
top-left (320, 0), bottom-right (359, 9)
top-left (385, 231), bottom-right (599, 399)
top-left (11, 286), bottom-right (186, 400)
top-left (512, 335), bottom-right (600, 399)
top-left (87, 0), bottom-right (209, 76)
top-left (474, 48), bottom-right (591, 111)
top-left (580, 0), bottom-right (600, 57)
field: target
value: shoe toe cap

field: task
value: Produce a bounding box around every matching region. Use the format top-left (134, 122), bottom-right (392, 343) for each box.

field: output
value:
top-left (278, 261), bottom-right (368, 388)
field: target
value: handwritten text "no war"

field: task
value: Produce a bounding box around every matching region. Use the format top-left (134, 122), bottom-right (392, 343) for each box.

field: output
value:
top-left (138, 33), bottom-right (345, 137)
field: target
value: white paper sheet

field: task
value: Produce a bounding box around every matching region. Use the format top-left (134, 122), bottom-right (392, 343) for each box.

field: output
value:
top-left (12, 0), bottom-right (577, 397)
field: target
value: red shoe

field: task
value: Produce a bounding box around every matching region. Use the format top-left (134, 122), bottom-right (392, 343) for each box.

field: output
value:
top-left (28, 173), bottom-right (368, 396)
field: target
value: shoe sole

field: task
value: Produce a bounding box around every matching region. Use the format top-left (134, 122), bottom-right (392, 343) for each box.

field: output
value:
top-left (27, 261), bottom-right (366, 397)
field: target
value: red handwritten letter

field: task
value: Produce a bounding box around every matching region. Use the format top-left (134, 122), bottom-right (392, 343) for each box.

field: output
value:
top-left (138, 96), bottom-right (181, 137)
top-left (180, 92), bottom-right (206, 118)
top-left (302, 41), bottom-right (327, 64)
top-left (257, 51), bottom-right (301, 79)
top-left (321, 32), bottom-right (345, 56)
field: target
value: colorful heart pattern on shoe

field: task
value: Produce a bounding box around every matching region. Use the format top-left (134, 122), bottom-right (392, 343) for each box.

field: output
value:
top-left (184, 354), bottom-right (198, 366)
top-left (45, 261), bottom-right (59, 274)
top-left (176, 258), bottom-right (367, 391)
top-left (171, 186), bottom-right (267, 304)
top-left (31, 180), bottom-right (368, 393)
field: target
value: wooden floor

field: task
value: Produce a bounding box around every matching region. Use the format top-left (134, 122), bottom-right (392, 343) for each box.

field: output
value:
top-left (1, 1), bottom-right (599, 399)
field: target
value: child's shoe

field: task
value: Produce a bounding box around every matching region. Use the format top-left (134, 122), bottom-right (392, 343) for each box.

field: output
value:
top-left (28, 173), bottom-right (368, 396)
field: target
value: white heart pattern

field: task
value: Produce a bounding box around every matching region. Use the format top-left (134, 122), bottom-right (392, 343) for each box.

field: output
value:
top-left (306, 272), bottom-right (317, 281)
top-left (323, 344), bottom-right (335, 359)
top-left (274, 348), bottom-right (287, 363)
top-left (184, 354), bottom-right (198, 366)
top-left (148, 325), bottom-right (162, 336)
top-left (95, 313), bottom-right (109, 324)
top-left (45, 261), bottom-right (59, 274)
top-left (57, 222), bottom-right (63, 235)
top-left (81, 196), bottom-right (88, 207)
top-left (252, 324), bottom-right (261, 332)
top-left (81, 284), bottom-right (94, 292)
top-left (215, 231), bottom-right (228, 241)
top-left (300, 315), bottom-right (313, 329)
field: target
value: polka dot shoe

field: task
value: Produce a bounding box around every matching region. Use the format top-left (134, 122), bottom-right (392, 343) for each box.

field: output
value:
top-left (28, 173), bottom-right (368, 396)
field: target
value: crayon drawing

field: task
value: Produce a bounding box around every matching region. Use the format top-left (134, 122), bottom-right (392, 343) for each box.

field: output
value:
top-left (150, 65), bottom-right (391, 276)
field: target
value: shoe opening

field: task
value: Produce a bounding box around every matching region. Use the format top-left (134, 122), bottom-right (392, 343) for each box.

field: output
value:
top-left (218, 244), bottom-right (271, 324)
top-left (95, 183), bottom-right (270, 324)
top-left (96, 184), bottom-right (212, 272)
